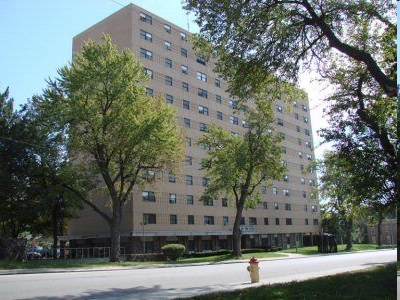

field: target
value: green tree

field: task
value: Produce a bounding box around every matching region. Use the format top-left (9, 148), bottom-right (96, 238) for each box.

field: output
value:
top-left (0, 88), bottom-right (41, 238)
top-left (184, 0), bottom-right (396, 98)
top-left (316, 152), bottom-right (367, 250)
top-left (44, 35), bottom-right (184, 261)
top-left (198, 94), bottom-right (285, 257)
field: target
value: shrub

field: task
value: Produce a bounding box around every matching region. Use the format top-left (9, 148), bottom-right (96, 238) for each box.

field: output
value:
top-left (161, 244), bottom-right (186, 261)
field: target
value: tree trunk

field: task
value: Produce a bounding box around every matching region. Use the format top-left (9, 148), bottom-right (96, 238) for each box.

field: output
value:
top-left (377, 214), bottom-right (383, 247)
top-left (109, 202), bottom-right (122, 262)
top-left (345, 218), bottom-right (353, 251)
top-left (232, 200), bottom-right (245, 257)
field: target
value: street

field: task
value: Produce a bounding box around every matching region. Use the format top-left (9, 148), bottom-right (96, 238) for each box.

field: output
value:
top-left (0, 250), bottom-right (396, 299)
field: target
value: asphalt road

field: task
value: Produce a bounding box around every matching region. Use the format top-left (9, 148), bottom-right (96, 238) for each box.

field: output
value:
top-left (0, 250), bottom-right (396, 300)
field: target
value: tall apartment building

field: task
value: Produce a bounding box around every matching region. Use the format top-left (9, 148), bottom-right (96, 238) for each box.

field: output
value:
top-left (67, 3), bottom-right (320, 253)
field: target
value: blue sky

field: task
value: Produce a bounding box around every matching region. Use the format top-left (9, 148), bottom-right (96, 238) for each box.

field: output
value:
top-left (0, 0), bottom-right (199, 108)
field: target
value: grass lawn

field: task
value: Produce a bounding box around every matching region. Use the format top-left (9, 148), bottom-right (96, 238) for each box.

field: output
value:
top-left (0, 244), bottom-right (393, 270)
top-left (186, 263), bottom-right (397, 300)
top-left (281, 243), bottom-right (392, 255)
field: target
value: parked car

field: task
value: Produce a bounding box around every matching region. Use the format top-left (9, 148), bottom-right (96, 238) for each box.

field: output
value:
top-left (26, 246), bottom-right (43, 259)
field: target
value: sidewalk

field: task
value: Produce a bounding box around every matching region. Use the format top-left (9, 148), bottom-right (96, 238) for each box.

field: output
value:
top-left (0, 252), bottom-right (307, 276)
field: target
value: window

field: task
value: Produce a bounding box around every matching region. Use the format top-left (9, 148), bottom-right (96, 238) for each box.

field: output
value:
top-left (275, 218), bottom-right (280, 225)
top-left (165, 58), bottom-right (172, 68)
top-left (203, 144), bottom-right (211, 150)
top-left (143, 170), bottom-right (155, 181)
top-left (181, 65), bottom-right (188, 74)
top-left (285, 203), bottom-right (291, 210)
top-left (281, 160), bottom-right (287, 167)
top-left (197, 71), bottom-right (207, 82)
top-left (302, 104), bottom-right (308, 112)
top-left (300, 164), bottom-right (304, 171)
top-left (181, 48), bottom-right (187, 57)
top-left (293, 101), bottom-right (298, 107)
top-left (313, 219), bottom-right (319, 225)
top-left (140, 12), bottom-right (152, 24)
top-left (230, 115), bottom-right (238, 125)
top-left (185, 175), bottom-right (193, 185)
top-left (272, 187), bottom-right (278, 195)
top-left (276, 105), bottom-right (283, 112)
top-left (196, 55), bottom-right (206, 65)
top-left (184, 118), bottom-right (191, 128)
top-left (198, 88), bottom-right (208, 98)
top-left (305, 129), bottom-right (310, 136)
top-left (140, 48), bottom-right (152, 60)
top-left (202, 177), bottom-right (210, 186)
top-left (143, 68), bottom-right (153, 79)
top-left (188, 215), bottom-right (194, 224)
top-left (264, 218), bottom-right (269, 225)
top-left (198, 105), bottom-right (209, 116)
top-left (304, 204), bottom-right (308, 211)
top-left (283, 189), bottom-right (290, 196)
top-left (242, 120), bottom-right (250, 128)
top-left (294, 113), bottom-right (299, 120)
top-left (185, 156), bottom-right (192, 165)
top-left (307, 154), bottom-right (313, 161)
top-left (215, 78), bottom-right (221, 87)
top-left (301, 177), bottom-right (305, 184)
top-left (229, 100), bottom-right (237, 109)
top-left (165, 94), bottom-right (173, 104)
top-left (305, 219), bottom-right (309, 225)
top-left (182, 82), bottom-right (189, 92)
top-left (203, 197), bottom-right (213, 206)
top-left (216, 95), bottom-right (222, 103)
top-left (186, 195), bottom-right (194, 205)
top-left (279, 132), bottom-right (285, 140)
top-left (286, 218), bottom-right (292, 225)
top-left (274, 202), bottom-right (279, 210)
top-left (312, 205), bottom-right (318, 212)
top-left (261, 186), bottom-right (267, 194)
top-left (164, 40), bottom-right (171, 50)
top-left (296, 126), bottom-right (300, 132)
top-left (142, 191), bottom-right (155, 202)
top-left (199, 123), bottom-right (208, 132)
top-left (169, 193), bottom-right (177, 204)
top-left (283, 175), bottom-right (289, 182)
top-left (277, 118), bottom-right (284, 126)
top-left (298, 151), bottom-right (303, 158)
top-left (263, 202), bottom-right (268, 209)
top-left (223, 216), bottom-right (229, 225)
top-left (249, 217), bottom-right (257, 225)
top-left (222, 198), bottom-right (228, 207)
top-left (298, 138), bottom-right (302, 145)
top-left (282, 146), bottom-right (287, 154)
top-left (217, 111), bottom-right (223, 120)
top-left (303, 116), bottom-right (309, 123)
top-left (165, 76), bottom-right (173, 86)
top-left (140, 30), bottom-right (152, 42)
top-left (164, 24), bottom-right (171, 32)
top-left (241, 217), bottom-right (245, 225)
top-left (185, 137), bottom-right (192, 147)
top-left (204, 216), bottom-right (214, 225)
top-left (170, 214), bottom-right (177, 224)
top-left (168, 172), bottom-right (175, 183)
top-left (146, 88), bottom-right (153, 96)
top-left (302, 191), bottom-right (307, 198)
top-left (143, 213), bottom-right (156, 224)
top-left (180, 32), bottom-right (187, 41)
top-left (305, 141), bottom-right (312, 148)
top-left (183, 100), bottom-right (190, 109)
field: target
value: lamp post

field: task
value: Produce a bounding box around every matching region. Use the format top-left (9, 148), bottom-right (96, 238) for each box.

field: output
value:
top-left (140, 222), bottom-right (146, 254)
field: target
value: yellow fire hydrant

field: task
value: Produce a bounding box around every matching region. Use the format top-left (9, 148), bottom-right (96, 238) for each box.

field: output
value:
top-left (247, 257), bottom-right (260, 283)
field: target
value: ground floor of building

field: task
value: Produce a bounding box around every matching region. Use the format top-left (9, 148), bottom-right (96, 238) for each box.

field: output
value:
top-left (66, 232), bottom-right (322, 255)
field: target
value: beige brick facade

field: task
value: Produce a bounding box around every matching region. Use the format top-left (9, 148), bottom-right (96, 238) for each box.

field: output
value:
top-left (67, 3), bottom-right (320, 253)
